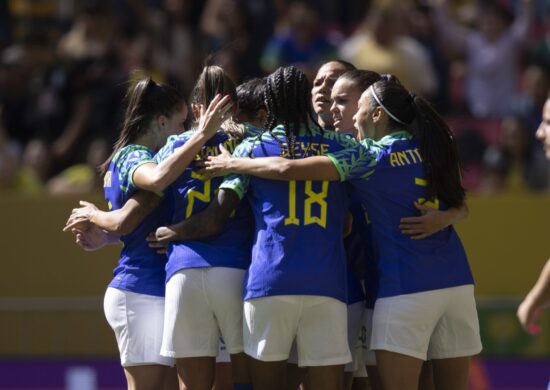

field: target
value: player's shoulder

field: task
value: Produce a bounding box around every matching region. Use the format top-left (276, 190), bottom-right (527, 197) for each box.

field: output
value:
top-left (115, 144), bottom-right (154, 166)
top-left (243, 123), bottom-right (264, 138)
top-left (377, 130), bottom-right (414, 147)
top-left (320, 129), bottom-right (358, 150)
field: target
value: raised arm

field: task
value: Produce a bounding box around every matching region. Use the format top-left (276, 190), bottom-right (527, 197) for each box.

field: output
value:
top-left (203, 144), bottom-right (341, 181)
top-left (517, 258), bottom-right (550, 334)
top-left (132, 94), bottom-right (233, 192)
top-left (64, 191), bottom-right (161, 235)
top-left (431, 0), bottom-right (469, 53)
top-left (399, 201), bottom-right (469, 240)
top-left (509, 0), bottom-right (533, 43)
top-left (148, 188), bottom-right (240, 248)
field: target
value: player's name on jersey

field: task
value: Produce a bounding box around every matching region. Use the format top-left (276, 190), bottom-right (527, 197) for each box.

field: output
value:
top-left (280, 142), bottom-right (331, 158)
top-left (389, 148), bottom-right (423, 167)
top-left (104, 171), bottom-right (112, 187)
top-left (194, 139), bottom-right (240, 160)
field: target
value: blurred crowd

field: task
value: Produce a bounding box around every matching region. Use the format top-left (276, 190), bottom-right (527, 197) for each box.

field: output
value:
top-left (0, 0), bottom-right (549, 196)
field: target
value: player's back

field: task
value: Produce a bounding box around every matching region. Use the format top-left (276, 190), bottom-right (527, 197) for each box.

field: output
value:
top-left (231, 125), bottom-right (357, 302)
top-left (331, 131), bottom-right (474, 298)
top-left (155, 130), bottom-right (253, 282)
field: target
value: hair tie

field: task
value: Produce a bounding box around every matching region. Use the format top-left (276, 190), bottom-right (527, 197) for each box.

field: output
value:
top-left (368, 85), bottom-right (407, 125)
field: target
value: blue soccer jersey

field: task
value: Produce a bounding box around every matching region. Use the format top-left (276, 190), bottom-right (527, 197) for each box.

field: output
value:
top-left (327, 130), bottom-right (474, 299)
top-left (220, 125), bottom-right (357, 302)
top-left (104, 145), bottom-right (170, 297)
top-left (244, 122), bottom-right (263, 138)
top-left (348, 192), bottom-right (378, 308)
top-left (154, 130), bottom-right (253, 282)
top-left (344, 191), bottom-right (369, 305)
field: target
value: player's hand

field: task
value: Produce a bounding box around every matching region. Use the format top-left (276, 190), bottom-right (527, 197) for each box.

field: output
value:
top-left (72, 226), bottom-right (109, 251)
top-left (201, 144), bottom-right (232, 177)
top-left (517, 297), bottom-right (542, 335)
top-left (146, 226), bottom-right (176, 254)
top-left (196, 94), bottom-right (233, 138)
top-left (399, 201), bottom-right (447, 239)
top-left (63, 200), bottom-right (99, 232)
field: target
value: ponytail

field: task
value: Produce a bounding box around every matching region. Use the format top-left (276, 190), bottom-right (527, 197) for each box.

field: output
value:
top-left (369, 77), bottom-right (465, 207)
top-left (190, 65), bottom-right (242, 140)
top-left (99, 77), bottom-right (183, 175)
top-left (412, 96), bottom-right (465, 207)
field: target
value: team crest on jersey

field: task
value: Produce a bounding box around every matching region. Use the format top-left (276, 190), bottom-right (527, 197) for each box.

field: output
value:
top-left (104, 171), bottom-right (112, 188)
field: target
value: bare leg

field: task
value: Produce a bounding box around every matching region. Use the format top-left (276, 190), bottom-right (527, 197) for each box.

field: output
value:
top-left (248, 358), bottom-right (287, 390)
top-left (376, 350), bottom-right (423, 390)
top-left (286, 363), bottom-right (307, 390)
top-left (365, 366), bottom-right (382, 390)
top-left (431, 357), bottom-right (471, 390)
top-left (124, 365), bottom-right (169, 390)
top-left (305, 365), bottom-right (345, 390)
top-left (344, 372), bottom-right (354, 390)
top-left (351, 377), bottom-right (370, 390)
top-left (176, 357), bottom-right (216, 390)
top-left (163, 366), bottom-right (180, 390)
top-left (419, 361), bottom-right (435, 390)
top-left (213, 362), bottom-right (232, 390)
top-left (230, 352), bottom-right (251, 386)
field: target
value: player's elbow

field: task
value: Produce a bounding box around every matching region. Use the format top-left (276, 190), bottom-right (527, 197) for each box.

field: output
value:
top-left (144, 175), bottom-right (168, 193)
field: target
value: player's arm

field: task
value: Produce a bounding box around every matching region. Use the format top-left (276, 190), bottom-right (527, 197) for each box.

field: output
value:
top-left (517, 258), bottom-right (550, 334)
top-left (72, 225), bottom-right (120, 251)
top-left (399, 201), bottom-right (469, 240)
top-left (64, 191), bottom-right (161, 235)
top-left (203, 144), bottom-right (340, 181)
top-left (147, 188), bottom-right (239, 248)
top-left (132, 94), bottom-right (233, 192)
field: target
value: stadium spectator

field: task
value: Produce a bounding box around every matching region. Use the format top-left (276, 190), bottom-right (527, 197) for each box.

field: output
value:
top-left (200, 0), bottom-right (258, 81)
top-left (340, 5), bottom-right (437, 97)
top-left (407, 3), bottom-right (451, 111)
top-left (479, 116), bottom-right (548, 193)
top-left (432, 0), bottom-right (533, 118)
top-left (527, 4), bottom-right (550, 71)
top-left (260, 1), bottom-right (338, 79)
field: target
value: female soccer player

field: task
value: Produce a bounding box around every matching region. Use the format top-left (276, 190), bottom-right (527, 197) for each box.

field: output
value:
top-left (64, 77), bottom-right (232, 390)
top-left (152, 66), bottom-right (358, 390)
top-left (329, 70), bottom-right (468, 390)
top-left (517, 94), bottom-right (550, 334)
top-left (203, 76), bottom-right (482, 390)
top-left (311, 60), bottom-right (356, 131)
top-left (152, 65), bottom-right (253, 390)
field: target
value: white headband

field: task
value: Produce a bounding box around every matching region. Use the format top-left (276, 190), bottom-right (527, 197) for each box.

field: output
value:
top-left (368, 85), bottom-right (406, 125)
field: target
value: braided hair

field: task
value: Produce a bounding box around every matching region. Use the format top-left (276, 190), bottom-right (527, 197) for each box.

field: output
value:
top-left (261, 66), bottom-right (319, 159)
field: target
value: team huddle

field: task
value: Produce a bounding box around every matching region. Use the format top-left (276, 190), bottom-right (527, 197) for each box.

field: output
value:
top-left (64, 61), bottom-right (482, 390)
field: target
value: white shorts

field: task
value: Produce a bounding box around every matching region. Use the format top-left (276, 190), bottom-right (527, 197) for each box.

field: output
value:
top-left (287, 301), bottom-right (364, 370)
top-left (370, 285), bottom-right (482, 361)
top-left (345, 301), bottom-right (365, 373)
top-left (103, 287), bottom-right (174, 367)
top-left (161, 267), bottom-right (245, 358)
top-left (244, 295), bottom-right (351, 367)
top-left (363, 309), bottom-right (376, 366)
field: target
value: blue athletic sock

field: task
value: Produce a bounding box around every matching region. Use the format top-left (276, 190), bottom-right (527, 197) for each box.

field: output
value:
top-left (233, 384), bottom-right (253, 390)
